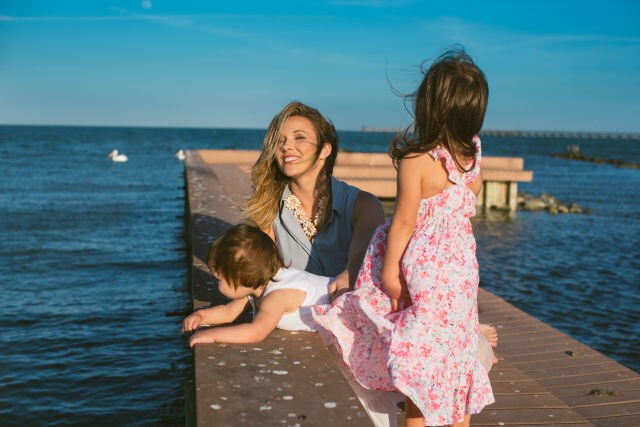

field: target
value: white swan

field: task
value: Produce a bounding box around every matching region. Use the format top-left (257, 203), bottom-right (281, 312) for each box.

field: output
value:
top-left (108, 149), bottom-right (128, 162)
top-left (175, 149), bottom-right (186, 161)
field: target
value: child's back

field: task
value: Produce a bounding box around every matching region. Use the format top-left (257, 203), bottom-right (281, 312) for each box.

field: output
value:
top-left (250, 267), bottom-right (332, 332)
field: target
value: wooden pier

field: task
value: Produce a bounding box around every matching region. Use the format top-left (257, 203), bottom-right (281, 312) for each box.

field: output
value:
top-left (184, 149), bottom-right (640, 426)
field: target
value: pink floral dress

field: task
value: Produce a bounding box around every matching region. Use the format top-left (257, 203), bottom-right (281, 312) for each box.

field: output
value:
top-left (312, 137), bottom-right (494, 425)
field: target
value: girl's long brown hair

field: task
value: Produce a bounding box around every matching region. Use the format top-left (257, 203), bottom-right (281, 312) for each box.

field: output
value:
top-left (244, 101), bottom-right (339, 232)
top-left (389, 47), bottom-right (488, 171)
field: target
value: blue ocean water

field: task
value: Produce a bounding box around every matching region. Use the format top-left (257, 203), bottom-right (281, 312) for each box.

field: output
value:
top-left (0, 126), bottom-right (638, 425)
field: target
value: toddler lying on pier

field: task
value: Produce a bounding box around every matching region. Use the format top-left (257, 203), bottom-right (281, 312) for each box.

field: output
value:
top-left (183, 223), bottom-right (335, 345)
top-left (183, 224), bottom-right (495, 373)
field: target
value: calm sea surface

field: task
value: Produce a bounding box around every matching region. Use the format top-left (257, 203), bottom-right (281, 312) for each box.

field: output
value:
top-left (0, 126), bottom-right (638, 425)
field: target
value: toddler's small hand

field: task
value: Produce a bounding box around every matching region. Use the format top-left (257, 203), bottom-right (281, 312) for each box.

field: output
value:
top-left (183, 312), bottom-right (203, 334)
top-left (188, 330), bottom-right (217, 348)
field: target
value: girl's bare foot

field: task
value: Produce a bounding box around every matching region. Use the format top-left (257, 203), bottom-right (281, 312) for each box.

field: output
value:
top-left (479, 323), bottom-right (498, 348)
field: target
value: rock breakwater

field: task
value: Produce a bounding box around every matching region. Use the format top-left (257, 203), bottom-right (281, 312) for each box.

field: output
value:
top-left (554, 144), bottom-right (639, 169)
top-left (518, 191), bottom-right (591, 215)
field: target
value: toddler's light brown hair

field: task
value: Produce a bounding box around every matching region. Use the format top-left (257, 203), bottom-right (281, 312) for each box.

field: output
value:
top-left (208, 224), bottom-right (284, 289)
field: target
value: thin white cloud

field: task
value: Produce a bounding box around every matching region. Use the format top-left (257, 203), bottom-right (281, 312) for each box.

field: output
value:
top-left (0, 12), bottom-right (311, 59)
top-left (422, 16), bottom-right (640, 52)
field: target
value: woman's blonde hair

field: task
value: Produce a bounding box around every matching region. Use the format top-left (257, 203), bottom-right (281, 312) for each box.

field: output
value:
top-left (389, 47), bottom-right (488, 171)
top-left (208, 224), bottom-right (284, 290)
top-left (244, 101), bottom-right (339, 231)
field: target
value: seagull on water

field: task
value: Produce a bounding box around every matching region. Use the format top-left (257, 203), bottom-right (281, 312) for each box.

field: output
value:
top-left (108, 149), bottom-right (128, 162)
top-left (175, 149), bottom-right (186, 161)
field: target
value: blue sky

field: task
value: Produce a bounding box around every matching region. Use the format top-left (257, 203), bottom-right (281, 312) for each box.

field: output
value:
top-left (1, 1), bottom-right (639, 132)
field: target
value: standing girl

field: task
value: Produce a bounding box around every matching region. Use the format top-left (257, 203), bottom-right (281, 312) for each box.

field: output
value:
top-left (312, 48), bottom-right (494, 426)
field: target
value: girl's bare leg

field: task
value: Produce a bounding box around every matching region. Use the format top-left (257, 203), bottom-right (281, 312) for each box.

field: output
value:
top-left (404, 397), bottom-right (424, 427)
top-left (452, 414), bottom-right (471, 427)
top-left (404, 397), bottom-right (471, 427)
top-left (479, 324), bottom-right (499, 365)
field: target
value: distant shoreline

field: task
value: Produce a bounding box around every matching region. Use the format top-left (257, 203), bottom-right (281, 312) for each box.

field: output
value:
top-left (479, 129), bottom-right (640, 140)
top-left (360, 126), bottom-right (640, 140)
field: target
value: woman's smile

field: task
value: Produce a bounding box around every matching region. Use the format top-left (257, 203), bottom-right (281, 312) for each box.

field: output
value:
top-left (276, 116), bottom-right (321, 175)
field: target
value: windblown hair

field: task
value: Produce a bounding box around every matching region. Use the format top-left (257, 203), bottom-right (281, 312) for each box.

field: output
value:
top-left (389, 47), bottom-right (488, 171)
top-left (208, 224), bottom-right (284, 290)
top-left (244, 101), bottom-right (339, 232)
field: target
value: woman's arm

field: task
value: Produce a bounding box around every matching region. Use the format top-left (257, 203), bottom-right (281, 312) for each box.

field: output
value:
top-left (182, 297), bottom-right (249, 333)
top-left (330, 191), bottom-right (385, 298)
top-left (187, 290), bottom-right (299, 347)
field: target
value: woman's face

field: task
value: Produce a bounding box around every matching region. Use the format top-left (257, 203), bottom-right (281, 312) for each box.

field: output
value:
top-left (276, 116), bottom-right (330, 180)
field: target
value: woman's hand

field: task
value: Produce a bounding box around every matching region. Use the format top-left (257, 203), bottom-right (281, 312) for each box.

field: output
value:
top-left (328, 270), bottom-right (351, 303)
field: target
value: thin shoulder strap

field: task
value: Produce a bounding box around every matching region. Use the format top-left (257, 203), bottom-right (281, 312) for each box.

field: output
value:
top-left (464, 136), bottom-right (482, 184)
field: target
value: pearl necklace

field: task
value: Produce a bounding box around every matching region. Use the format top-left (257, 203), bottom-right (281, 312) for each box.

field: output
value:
top-left (284, 194), bottom-right (327, 240)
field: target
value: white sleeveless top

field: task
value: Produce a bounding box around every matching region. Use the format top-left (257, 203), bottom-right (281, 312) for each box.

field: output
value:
top-left (249, 268), bottom-right (332, 332)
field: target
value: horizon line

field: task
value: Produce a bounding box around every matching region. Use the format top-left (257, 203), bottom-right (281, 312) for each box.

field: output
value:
top-left (0, 122), bottom-right (639, 137)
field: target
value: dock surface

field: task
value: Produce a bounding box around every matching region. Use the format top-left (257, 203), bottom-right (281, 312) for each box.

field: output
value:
top-left (185, 149), bottom-right (640, 426)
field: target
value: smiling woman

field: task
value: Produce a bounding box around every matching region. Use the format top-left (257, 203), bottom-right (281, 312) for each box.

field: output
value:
top-left (276, 115), bottom-right (330, 184)
top-left (244, 101), bottom-right (386, 297)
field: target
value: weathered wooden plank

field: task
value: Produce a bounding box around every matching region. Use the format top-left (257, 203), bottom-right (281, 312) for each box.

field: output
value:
top-left (588, 413), bottom-right (640, 427)
top-left (549, 378), bottom-right (640, 398)
top-left (575, 400), bottom-right (640, 418)
top-left (509, 352), bottom-right (604, 370)
top-left (498, 337), bottom-right (583, 354)
top-left (563, 389), bottom-right (640, 407)
top-left (474, 423), bottom-right (594, 427)
top-left (527, 361), bottom-right (630, 380)
top-left (501, 344), bottom-right (597, 360)
top-left (487, 392), bottom-right (571, 410)
top-left (495, 325), bottom-right (554, 338)
top-left (489, 369), bottom-right (537, 383)
top-left (490, 379), bottom-right (549, 395)
top-left (514, 358), bottom-right (607, 373)
top-left (538, 371), bottom-right (640, 389)
top-left (506, 348), bottom-right (600, 365)
top-left (472, 407), bottom-right (591, 424)
top-left (497, 329), bottom-right (570, 344)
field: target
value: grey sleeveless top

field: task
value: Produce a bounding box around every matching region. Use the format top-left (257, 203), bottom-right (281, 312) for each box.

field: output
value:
top-left (273, 177), bottom-right (360, 277)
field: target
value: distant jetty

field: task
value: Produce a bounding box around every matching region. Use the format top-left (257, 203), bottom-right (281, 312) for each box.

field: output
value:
top-left (361, 128), bottom-right (640, 140)
top-left (553, 144), bottom-right (639, 169)
top-left (479, 129), bottom-right (640, 141)
top-left (361, 126), bottom-right (403, 133)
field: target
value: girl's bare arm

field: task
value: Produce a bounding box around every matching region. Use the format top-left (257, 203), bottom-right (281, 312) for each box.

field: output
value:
top-left (381, 156), bottom-right (424, 304)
